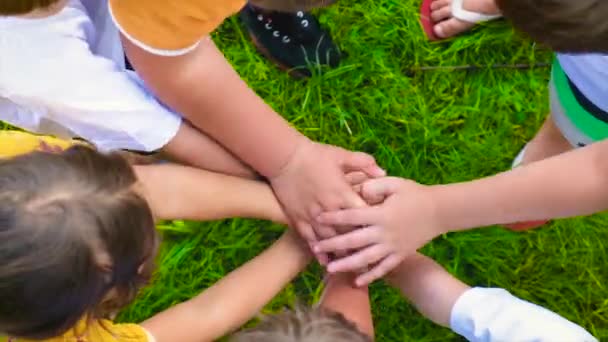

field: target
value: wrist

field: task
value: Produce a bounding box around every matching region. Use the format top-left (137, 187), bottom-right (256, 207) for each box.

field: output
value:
top-left (264, 135), bottom-right (311, 180)
top-left (428, 182), bottom-right (488, 233)
top-left (425, 185), bottom-right (451, 236)
top-left (279, 229), bottom-right (313, 261)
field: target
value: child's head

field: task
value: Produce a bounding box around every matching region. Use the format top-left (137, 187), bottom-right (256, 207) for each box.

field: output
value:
top-left (497, 0), bottom-right (608, 53)
top-left (231, 306), bottom-right (372, 342)
top-left (0, 0), bottom-right (64, 15)
top-left (0, 146), bottom-right (158, 339)
top-left (248, 0), bottom-right (336, 12)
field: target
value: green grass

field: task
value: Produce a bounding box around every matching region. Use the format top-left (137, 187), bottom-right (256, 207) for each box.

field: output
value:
top-left (116, 1), bottom-right (608, 339)
top-left (10, 0), bottom-right (608, 340)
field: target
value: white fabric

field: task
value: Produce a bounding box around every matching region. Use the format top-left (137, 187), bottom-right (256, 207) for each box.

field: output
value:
top-left (450, 287), bottom-right (597, 342)
top-left (451, 0), bottom-right (502, 24)
top-left (80, 0), bottom-right (125, 66)
top-left (558, 54), bottom-right (608, 114)
top-left (0, 0), bottom-right (182, 152)
top-left (511, 145), bottom-right (527, 168)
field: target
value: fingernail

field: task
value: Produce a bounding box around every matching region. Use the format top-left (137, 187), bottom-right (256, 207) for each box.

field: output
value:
top-left (312, 244), bottom-right (320, 253)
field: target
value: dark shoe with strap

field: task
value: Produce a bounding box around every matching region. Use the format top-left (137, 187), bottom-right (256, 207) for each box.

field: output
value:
top-left (240, 5), bottom-right (341, 77)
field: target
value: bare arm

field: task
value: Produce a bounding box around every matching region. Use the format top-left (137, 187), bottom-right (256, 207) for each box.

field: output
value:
top-left (141, 230), bottom-right (312, 342)
top-left (385, 254), bottom-right (468, 327)
top-left (433, 140), bottom-right (608, 232)
top-left (133, 163), bottom-right (286, 223)
top-left (123, 37), bottom-right (302, 178)
top-left (319, 273), bottom-right (374, 338)
top-left (314, 140), bottom-right (608, 285)
top-left (385, 254), bottom-right (597, 342)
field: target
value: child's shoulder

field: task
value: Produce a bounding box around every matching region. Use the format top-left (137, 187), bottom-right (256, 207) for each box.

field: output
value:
top-left (0, 131), bottom-right (83, 159)
top-left (1, 319), bottom-right (151, 342)
top-left (108, 0), bottom-right (245, 53)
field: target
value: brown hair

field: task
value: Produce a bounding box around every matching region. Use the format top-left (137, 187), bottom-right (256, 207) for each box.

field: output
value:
top-left (248, 0), bottom-right (336, 12)
top-left (230, 306), bottom-right (372, 342)
top-left (496, 0), bottom-right (608, 53)
top-left (0, 0), bottom-right (62, 15)
top-left (0, 146), bottom-right (158, 339)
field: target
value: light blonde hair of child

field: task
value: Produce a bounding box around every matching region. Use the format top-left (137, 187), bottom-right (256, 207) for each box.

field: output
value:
top-left (230, 306), bottom-right (372, 342)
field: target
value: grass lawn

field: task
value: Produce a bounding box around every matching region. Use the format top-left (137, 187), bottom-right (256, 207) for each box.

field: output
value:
top-left (16, 0), bottom-right (604, 340)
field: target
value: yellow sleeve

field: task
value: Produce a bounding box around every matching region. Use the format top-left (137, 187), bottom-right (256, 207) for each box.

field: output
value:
top-left (0, 131), bottom-right (83, 159)
top-left (109, 0), bottom-right (246, 56)
top-left (0, 319), bottom-right (150, 342)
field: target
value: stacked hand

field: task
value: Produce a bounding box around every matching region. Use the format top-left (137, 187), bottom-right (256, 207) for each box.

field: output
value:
top-left (313, 177), bottom-right (446, 286)
top-left (268, 138), bottom-right (385, 263)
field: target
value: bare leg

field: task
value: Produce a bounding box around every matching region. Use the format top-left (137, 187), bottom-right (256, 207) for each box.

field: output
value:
top-left (519, 114), bottom-right (573, 165)
top-left (161, 122), bottom-right (257, 179)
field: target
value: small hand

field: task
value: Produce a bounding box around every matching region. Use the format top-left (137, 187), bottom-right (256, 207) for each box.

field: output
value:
top-left (269, 139), bottom-right (385, 263)
top-left (313, 177), bottom-right (444, 286)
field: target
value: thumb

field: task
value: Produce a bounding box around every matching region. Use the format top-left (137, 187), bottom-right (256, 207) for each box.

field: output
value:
top-left (360, 177), bottom-right (402, 205)
top-left (341, 151), bottom-right (385, 177)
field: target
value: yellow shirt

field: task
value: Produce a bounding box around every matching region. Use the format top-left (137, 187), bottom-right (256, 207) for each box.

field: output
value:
top-left (109, 0), bottom-right (246, 55)
top-left (0, 319), bottom-right (150, 342)
top-left (0, 131), bottom-right (82, 159)
top-left (0, 136), bottom-right (150, 341)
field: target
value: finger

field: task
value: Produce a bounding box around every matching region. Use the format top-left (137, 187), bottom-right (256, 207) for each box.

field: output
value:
top-left (317, 207), bottom-right (380, 227)
top-left (352, 184), bottom-right (363, 196)
top-left (314, 222), bottom-right (338, 240)
top-left (341, 188), bottom-right (368, 209)
top-left (313, 226), bottom-right (380, 253)
top-left (360, 177), bottom-right (402, 203)
top-left (307, 242), bottom-right (329, 266)
top-left (340, 151), bottom-right (381, 174)
top-left (355, 253), bottom-right (403, 286)
top-left (345, 171), bottom-right (369, 186)
top-left (296, 221), bottom-right (318, 243)
top-left (326, 244), bottom-right (391, 274)
top-left (362, 164), bottom-right (386, 178)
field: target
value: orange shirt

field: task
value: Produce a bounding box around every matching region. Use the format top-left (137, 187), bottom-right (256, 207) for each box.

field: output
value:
top-left (109, 0), bottom-right (246, 56)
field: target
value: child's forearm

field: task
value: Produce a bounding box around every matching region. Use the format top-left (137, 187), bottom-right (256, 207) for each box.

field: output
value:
top-left (141, 231), bottom-right (311, 342)
top-left (319, 272), bottom-right (374, 338)
top-left (123, 37), bottom-right (302, 178)
top-left (133, 164), bottom-right (286, 224)
top-left (431, 140), bottom-right (608, 232)
top-left (385, 254), bottom-right (469, 327)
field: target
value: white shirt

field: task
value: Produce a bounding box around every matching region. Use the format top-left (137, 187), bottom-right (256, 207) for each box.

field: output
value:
top-left (558, 53), bottom-right (608, 113)
top-left (0, 0), bottom-right (181, 152)
top-left (451, 287), bottom-right (597, 342)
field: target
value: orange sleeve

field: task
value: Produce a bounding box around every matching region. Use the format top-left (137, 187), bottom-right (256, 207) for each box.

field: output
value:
top-left (109, 0), bottom-right (246, 56)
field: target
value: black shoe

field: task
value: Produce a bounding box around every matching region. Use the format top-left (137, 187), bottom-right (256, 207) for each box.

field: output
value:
top-left (240, 5), bottom-right (341, 77)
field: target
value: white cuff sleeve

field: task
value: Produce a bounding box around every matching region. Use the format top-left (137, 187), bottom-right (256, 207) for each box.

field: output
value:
top-left (450, 287), bottom-right (597, 342)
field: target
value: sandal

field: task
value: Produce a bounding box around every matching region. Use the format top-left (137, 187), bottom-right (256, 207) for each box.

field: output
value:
top-left (420, 0), bottom-right (502, 40)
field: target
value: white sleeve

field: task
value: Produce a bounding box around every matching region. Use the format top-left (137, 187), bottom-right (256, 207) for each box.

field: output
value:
top-left (0, 4), bottom-right (181, 152)
top-left (450, 287), bottom-right (597, 342)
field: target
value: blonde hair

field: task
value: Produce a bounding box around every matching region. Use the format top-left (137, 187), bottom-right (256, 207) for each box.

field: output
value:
top-left (248, 0), bottom-right (336, 12)
top-left (231, 306), bottom-right (372, 342)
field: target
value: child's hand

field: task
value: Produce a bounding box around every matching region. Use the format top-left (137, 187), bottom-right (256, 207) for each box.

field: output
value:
top-left (269, 139), bottom-right (385, 262)
top-left (312, 177), bottom-right (445, 286)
